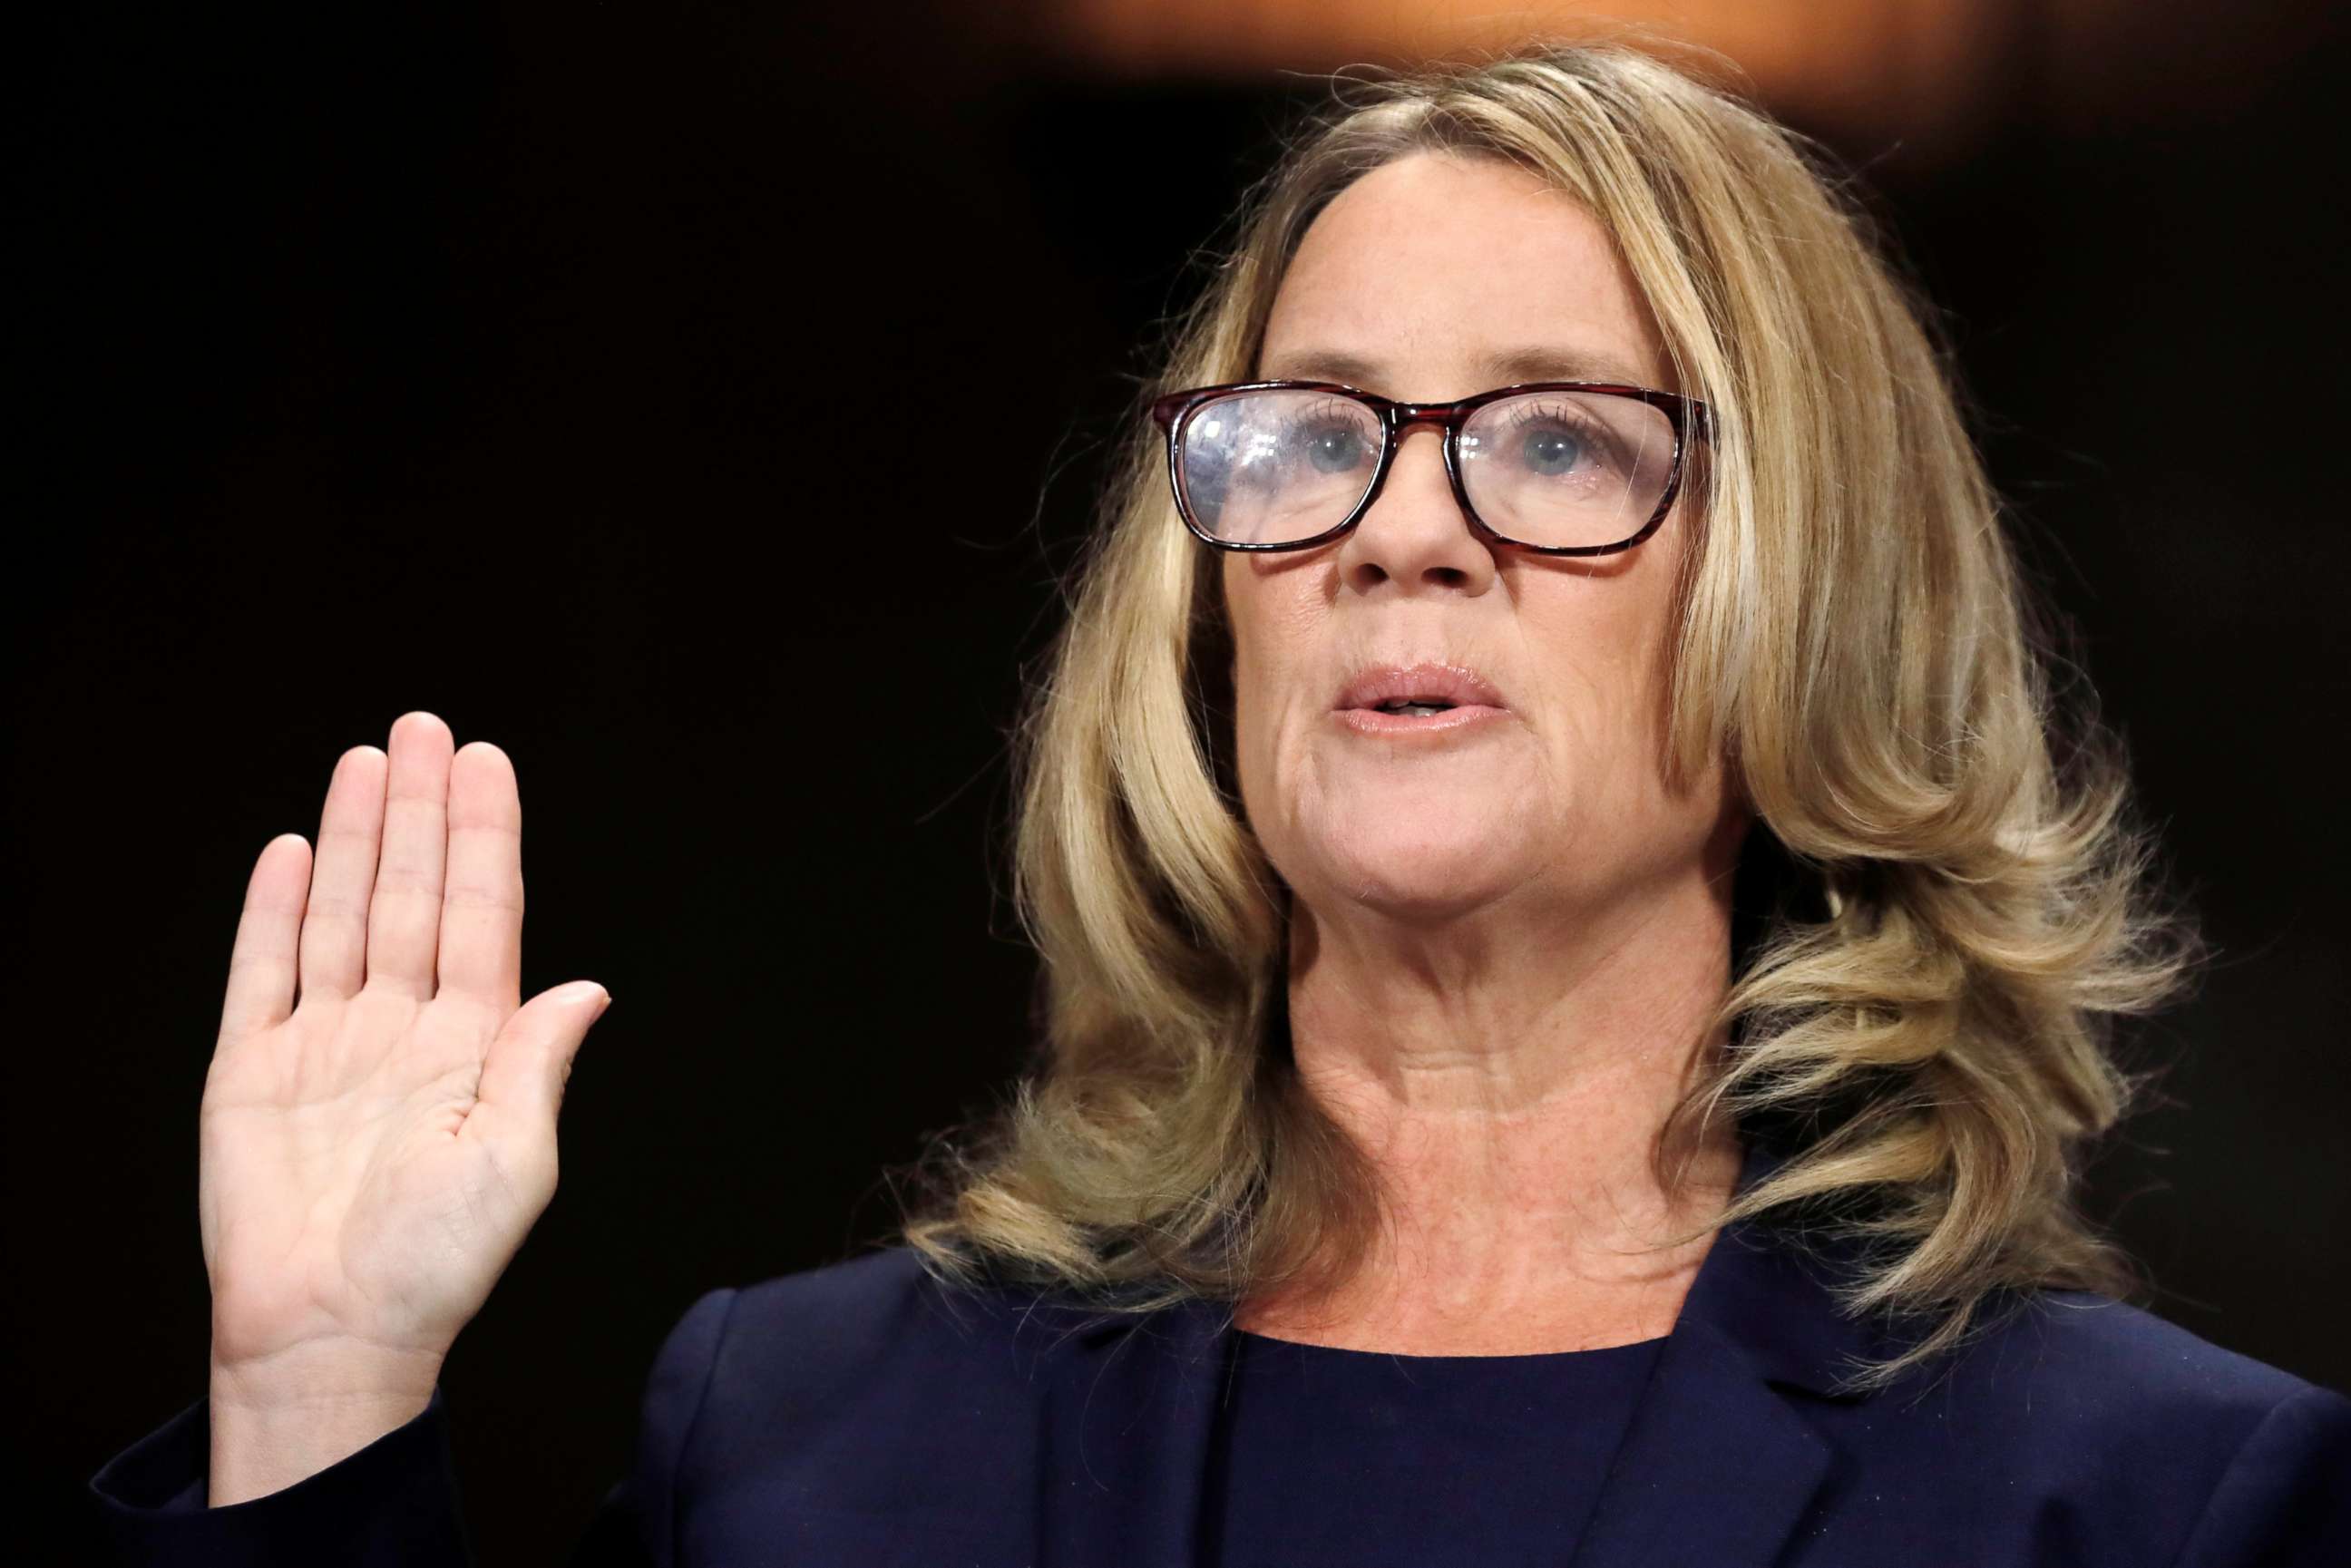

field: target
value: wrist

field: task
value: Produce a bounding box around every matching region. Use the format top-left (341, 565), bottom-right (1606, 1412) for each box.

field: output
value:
top-left (206, 1344), bottom-right (443, 1507)
top-left (210, 1336), bottom-right (444, 1406)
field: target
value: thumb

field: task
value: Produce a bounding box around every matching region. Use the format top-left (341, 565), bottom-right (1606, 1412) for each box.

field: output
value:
top-left (473, 982), bottom-right (612, 1151)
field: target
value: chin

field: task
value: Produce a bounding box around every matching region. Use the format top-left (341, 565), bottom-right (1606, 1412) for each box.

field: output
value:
top-left (1312, 840), bottom-right (1529, 924)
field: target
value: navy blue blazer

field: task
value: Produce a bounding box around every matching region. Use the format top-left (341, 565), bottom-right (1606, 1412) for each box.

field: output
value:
top-left (91, 1139), bottom-right (2351, 1564)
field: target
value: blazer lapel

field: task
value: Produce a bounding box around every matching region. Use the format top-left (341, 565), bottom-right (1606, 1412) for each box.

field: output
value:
top-left (1569, 1137), bottom-right (1895, 1567)
top-left (1022, 1135), bottom-right (1890, 1568)
top-left (1030, 1286), bottom-right (1233, 1568)
top-left (1565, 1278), bottom-right (1837, 1565)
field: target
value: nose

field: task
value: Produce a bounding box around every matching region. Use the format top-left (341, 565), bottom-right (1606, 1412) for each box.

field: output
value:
top-left (1333, 420), bottom-right (1498, 596)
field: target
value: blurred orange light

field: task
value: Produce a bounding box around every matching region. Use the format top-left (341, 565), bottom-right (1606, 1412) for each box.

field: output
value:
top-left (1025, 0), bottom-right (2009, 154)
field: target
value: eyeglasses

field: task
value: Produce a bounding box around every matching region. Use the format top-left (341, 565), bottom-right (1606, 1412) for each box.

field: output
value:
top-left (1148, 379), bottom-right (1712, 556)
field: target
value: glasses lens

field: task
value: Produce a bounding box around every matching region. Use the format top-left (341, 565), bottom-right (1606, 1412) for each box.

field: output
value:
top-left (1458, 390), bottom-right (1679, 550)
top-left (1176, 389), bottom-right (1383, 545)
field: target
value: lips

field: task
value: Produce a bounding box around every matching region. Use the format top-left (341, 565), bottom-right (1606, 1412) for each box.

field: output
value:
top-left (1333, 661), bottom-right (1508, 715)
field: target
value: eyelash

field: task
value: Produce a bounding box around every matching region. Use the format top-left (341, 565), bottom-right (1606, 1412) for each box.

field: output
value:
top-left (1254, 399), bottom-right (1378, 462)
top-left (1495, 401), bottom-right (1618, 468)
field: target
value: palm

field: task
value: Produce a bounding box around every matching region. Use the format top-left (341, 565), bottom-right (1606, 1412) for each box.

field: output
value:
top-left (199, 713), bottom-right (605, 1382)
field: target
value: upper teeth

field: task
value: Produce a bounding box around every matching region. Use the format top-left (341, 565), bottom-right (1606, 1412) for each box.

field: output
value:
top-left (1380, 699), bottom-right (1452, 713)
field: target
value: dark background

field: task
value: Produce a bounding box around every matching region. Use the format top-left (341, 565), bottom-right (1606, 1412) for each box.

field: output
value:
top-left (17, 1), bottom-right (2346, 1558)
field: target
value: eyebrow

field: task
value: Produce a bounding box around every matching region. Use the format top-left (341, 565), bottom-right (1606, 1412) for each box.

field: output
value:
top-left (1256, 345), bottom-right (1660, 393)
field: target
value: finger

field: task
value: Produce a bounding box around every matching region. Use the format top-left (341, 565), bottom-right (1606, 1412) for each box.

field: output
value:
top-left (435, 741), bottom-right (524, 1011)
top-left (219, 833), bottom-right (314, 1043)
top-left (295, 745), bottom-right (388, 1003)
top-left (466, 982), bottom-right (612, 1171)
top-left (366, 710), bottom-right (455, 1000)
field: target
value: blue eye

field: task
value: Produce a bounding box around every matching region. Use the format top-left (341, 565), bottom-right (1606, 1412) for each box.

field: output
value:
top-left (1519, 427), bottom-right (1585, 475)
top-left (1302, 423), bottom-right (1369, 473)
top-left (1500, 404), bottom-right (1618, 480)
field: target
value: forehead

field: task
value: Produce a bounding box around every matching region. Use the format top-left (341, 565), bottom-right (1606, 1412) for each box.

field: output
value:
top-left (1258, 151), bottom-right (1667, 394)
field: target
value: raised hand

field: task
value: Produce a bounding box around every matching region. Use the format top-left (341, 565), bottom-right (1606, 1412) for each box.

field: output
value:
top-left (196, 712), bottom-right (610, 1499)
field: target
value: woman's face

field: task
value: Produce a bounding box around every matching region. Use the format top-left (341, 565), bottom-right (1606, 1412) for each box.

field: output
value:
top-left (1225, 150), bottom-right (1738, 931)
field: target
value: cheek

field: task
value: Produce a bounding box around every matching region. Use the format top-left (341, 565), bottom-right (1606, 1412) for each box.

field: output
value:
top-left (1223, 570), bottom-right (1322, 813)
top-left (1521, 576), bottom-right (1684, 790)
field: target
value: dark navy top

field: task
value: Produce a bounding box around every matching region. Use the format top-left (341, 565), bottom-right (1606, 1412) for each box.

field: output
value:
top-left (90, 1144), bottom-right (2351, 1564)
top-left (1206, 1327), bottom-right (1669, 1567)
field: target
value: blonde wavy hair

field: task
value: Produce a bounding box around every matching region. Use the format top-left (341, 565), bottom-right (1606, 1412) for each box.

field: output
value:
top-left (891, 35), bottom-right (2201, 1392)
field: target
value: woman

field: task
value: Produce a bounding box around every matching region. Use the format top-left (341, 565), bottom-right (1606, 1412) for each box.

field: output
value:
top-left (91, 40), bottom-right (2348, 1566)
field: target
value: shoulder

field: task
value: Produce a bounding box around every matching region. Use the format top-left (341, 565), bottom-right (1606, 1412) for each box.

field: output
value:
top-left (1943, 1287), bottom-right (2346, 1433)
top-left (645, 1245), bottom-right (1089, 1516)
top-left (1927, 1288), bottom-right (2351, 1475)
top-left (1819, 1286), bottom-right (2351, 1563)
top-left (672, 1242), bottom-right (1078, 1402)
top-left (607, 1247), bottom-right (1111, 1558)
top-left (726, 1243), bottom-right (1071, 1385)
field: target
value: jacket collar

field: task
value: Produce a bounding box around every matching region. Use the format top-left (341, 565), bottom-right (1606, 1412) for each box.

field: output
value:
top-left (1015, 1135), bottom-right (1899, 1567)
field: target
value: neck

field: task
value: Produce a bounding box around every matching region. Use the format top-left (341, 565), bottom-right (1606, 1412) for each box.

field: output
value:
top-left (1240, 859), bottom-right (1745, 1356)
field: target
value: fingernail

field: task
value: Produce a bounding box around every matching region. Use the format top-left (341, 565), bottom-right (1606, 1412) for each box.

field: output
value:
top-left (564, 983), bottom-right (610, 1008)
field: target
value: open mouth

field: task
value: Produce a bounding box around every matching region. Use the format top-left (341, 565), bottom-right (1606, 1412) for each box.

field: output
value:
top-left (1333, 662), bottom-right (1507, 730)
top-left (1338, 696), bottom-right (1503, 735)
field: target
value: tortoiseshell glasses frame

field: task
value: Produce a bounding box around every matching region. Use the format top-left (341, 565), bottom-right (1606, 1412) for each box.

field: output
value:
top-left (1147, 378), bottom-right (1714, 556)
